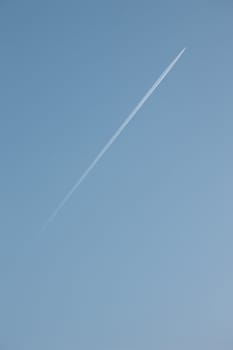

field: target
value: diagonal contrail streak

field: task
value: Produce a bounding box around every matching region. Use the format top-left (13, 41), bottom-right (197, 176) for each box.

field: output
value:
top-left (40, 48), bottom-right (186, 232)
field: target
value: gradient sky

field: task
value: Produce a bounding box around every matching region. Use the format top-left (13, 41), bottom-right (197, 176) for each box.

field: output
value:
top-left (1, 1), bottom-right (233, 349)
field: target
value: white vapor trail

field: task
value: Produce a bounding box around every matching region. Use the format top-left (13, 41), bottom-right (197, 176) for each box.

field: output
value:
top-left (40, 48), bottom-right (186, 232)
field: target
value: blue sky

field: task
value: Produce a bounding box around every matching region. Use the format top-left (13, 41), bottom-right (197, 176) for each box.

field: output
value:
top-left (1, 1), bottom-right (233, 349)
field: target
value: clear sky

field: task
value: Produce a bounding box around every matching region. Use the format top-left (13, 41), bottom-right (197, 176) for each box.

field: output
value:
top-left (0, 1), bottom-right (233, 349)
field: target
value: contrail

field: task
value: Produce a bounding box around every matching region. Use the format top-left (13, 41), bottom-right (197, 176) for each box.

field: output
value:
top-left (40, 48), bottom-right (186, 232)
